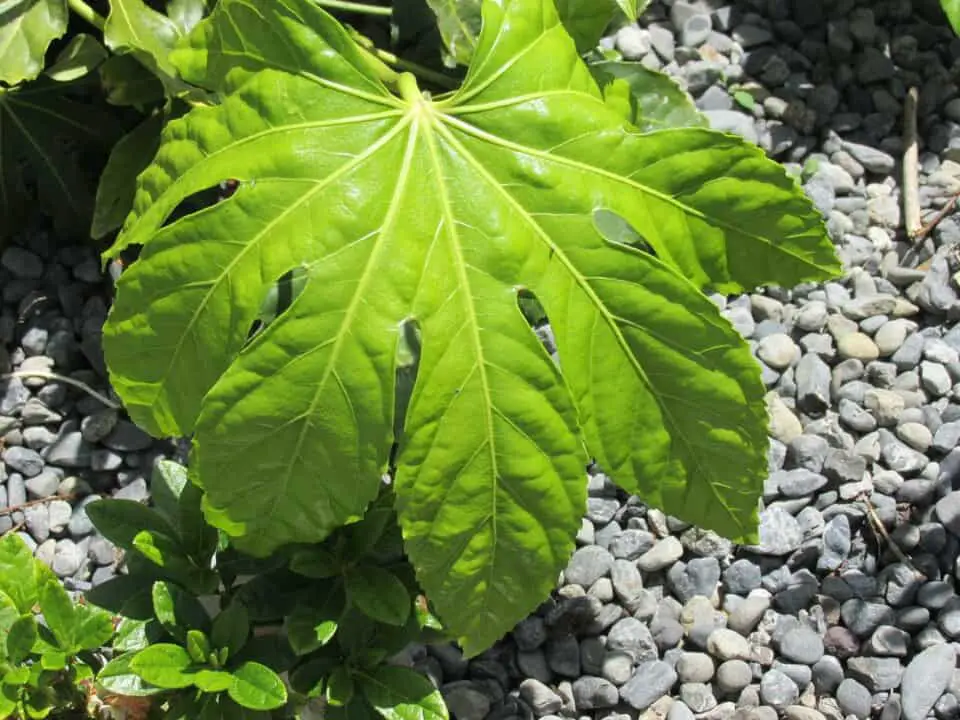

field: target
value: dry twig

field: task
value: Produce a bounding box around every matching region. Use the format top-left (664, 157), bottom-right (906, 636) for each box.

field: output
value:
top-left (0, 494), bottom-right (76, 518)
top-left (903, 87), bottom-right (922, 238)
top-left (859, 492), bottom-right (925, 580)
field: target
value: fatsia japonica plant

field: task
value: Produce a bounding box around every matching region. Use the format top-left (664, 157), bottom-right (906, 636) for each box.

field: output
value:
top-left (102, 0), bottom-right (841, 655)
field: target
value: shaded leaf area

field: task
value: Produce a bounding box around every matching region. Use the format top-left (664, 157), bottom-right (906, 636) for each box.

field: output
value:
top-left (0, 74), bottom-right (126, 242)
top-left (103, 0), bottom-right (837, 652)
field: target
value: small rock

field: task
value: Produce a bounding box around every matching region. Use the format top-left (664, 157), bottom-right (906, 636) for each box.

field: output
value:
top-left (620, 661), bottom-right (677, 711)
top-left (707, 628), bottom-right (752, 661)
top-left (779, 627), bottom-right (825, 665)
top-left (901, 645), bottom-right (956, 720)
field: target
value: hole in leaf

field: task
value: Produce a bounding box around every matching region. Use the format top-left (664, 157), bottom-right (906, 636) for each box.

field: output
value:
top-left (389, 318), bottom-right (421, 474)
top-left (245, 267), bottom-right (309, 343)
top-left (593, 208), bottom-right (656, 256)
top-left (516, 288), bottom-right (561, 369)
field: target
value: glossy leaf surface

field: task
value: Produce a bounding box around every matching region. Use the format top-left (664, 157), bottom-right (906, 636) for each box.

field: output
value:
top-left (104, 0), bottom-right (838, 653)
top-left (0, 0), bottom-right (68, 84)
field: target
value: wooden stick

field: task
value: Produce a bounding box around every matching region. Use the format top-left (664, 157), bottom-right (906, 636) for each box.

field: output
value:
top-left (0, 494), bottom-right (75, 517)
top-left (859, 493), bottom-right (925, 580)
top-left (913, 188), bottom-right (960, 241)
top-left (903, 87), bottom-right (922, 238)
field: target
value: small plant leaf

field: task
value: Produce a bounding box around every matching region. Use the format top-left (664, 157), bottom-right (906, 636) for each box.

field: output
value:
top-left (96, 652), bottom-right (166, 696)
top-left (6, 616), bottom-right (38, 664)
top-left (152, 580), bottom-right (211, 641)
top-left (555, 0), bottom-right (627, 52)
top-left (733, 90), bottom-right (756, 111)
top-left (112, 617), bottom-right (161, 652)
top-left (0, 536), bottom-right (38, 614)
top-left (150, 458), bottom-right (218, 558)
top-left (71, 604), bottom-right (116, 651)
top-left (327, 666), bottom-right (355, 707)
top-left (194, 669), bottom-right (234, 692)
top-left (130, 643), bottom-right (197, 689)
top-left (44, 32), bottom-right (108, 82)
top-left (228, 661), bottom-right (288, 710)
top-left (210, 601), bottom-right (250, 659)
top-left (589, 60), bottom-right (706, 131)
top-left (40, 652), bottom-right (66, 670)
top-left (0, 0), bottom-right (68, 85)
top-left (358, 665), bottom-right (448, 720)
top-left (345, 566), bottom-right (411, 627)
top-left (37, 571), bottom-right (77, 652)
top-left (284, 582), bottom-right (345, 655)
top-left (942, 0), bottom-right (960, 35)
top-left (86, 499), bottom-right (179, 552)
top-left (187, 629), bottom-right (212, 663)
top-left (289, 547), bottom-right (341, 579)
top-left (92, 112), bottom-right (163, 239)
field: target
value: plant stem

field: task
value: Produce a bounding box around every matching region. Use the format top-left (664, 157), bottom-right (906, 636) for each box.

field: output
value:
top-left (368, 45), bottom-right (458, 90)
top-left (1, 371), bottom-right (119, 409)
top-left (66, 0), bottom-right (106, 31)
top-left (314, 0), bottom-right (392, 16)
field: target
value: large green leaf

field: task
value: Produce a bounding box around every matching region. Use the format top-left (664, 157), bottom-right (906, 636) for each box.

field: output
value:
top-left (0, 74), bottom-right (123, 241)
top-left (0, 0), bottom-right (68, 85)
top-left (129, 643), bottom-right (197, 689)
top-left (104, 0), bottom-right (183, 79)
top-left (228, 662), bottom-right (287, 711)
top-left (942, 0), bottom-right (960, 34)
top-left (103, 0), bottom-right (837, 652)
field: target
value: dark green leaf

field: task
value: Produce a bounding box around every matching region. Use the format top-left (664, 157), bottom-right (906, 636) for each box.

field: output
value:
top-left (92, 113), bottom-right (163, 239)
top-left (358, 665), bottom-right (447, 720)
top-left (230, 634), bottom-right (297, 674)
top-left (130, 643), bottom-right (197, 689)
top-left (96, 652), bottom-right (166, 697)
top-left (343, 496), bottom-right (396, 558)
top-left (211, 601), bottom-right (250, 659)
top-left (187, 629), bottom-right (212, 663)
top-left (44, 33), bottom-right (108, 82)
top-left (0, 535), bottom-right (38, 613)
top-left (150, 458), bottom-right (217, 559)
top-left (0, 75), bottom-right (124, 242)
top-left (0, 0), bottom-right (68, 85)
top-left (284, 582), bottom-right (344, 655)
top-left (112, 617), bottom-right (162, 653)
top-left (194, 668), bottom-right (233, 692)
top-left (86, 499), bottom-right (178, 552)
top-left (589, 60), bottom-right (706, 131)
top-left (327, 665), bottom-right (355, 707)
top-left (346, 566), bottom-right (411, 627)
top-left (98, 52), bottom-right (166, 108)
top-left (289, 547), bottom-right (341, 579)
top-left (152, 580), bottom-right (211, 641)
top-left (7, 616), bottom-right (37, 664)
top-left (555, 0), bottom-right (624, 53)
top-left (228, 662), bottom-right (288, 710)
top-left (233, 570), bottom-right (306, 622)
top-left (327, 696), bottom-right (380, 720)
top-left (289, 654), bottom-right (339, 697)
top-left (84, 574), bottom-right (155, 619)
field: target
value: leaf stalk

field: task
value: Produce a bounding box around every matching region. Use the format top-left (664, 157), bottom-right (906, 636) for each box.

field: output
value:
top-left (313, 0), bottom-right (393, 15)
top-left (66, 0), bottom-right (106, 31)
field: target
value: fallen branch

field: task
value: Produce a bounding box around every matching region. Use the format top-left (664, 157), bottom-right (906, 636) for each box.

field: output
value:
top-left (903, 87), bottom-right (922, 238)
top-left (913, 188), bottom-right (960, 242)
top-left (859, 492), bottom-right (925, 580)
top-left (0, 370), bottom-right (120, 410)
top-left (0, 494), bottom-right (76, 518)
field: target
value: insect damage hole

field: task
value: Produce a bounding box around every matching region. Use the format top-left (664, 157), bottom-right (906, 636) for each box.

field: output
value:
top-left (516, 288), bottom-right (561, 368)
top-left (593, 208), bottom-right (657, 256)
top-left (389, 318), bottom-right (422, 477)
top-left (245, 266), bottom-right (309, 344)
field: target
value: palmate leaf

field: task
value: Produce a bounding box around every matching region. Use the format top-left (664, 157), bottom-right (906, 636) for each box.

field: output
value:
top-left (0, 74), bottom-right (123, 241)
top-left (103, 0), bottom-right (838, 652)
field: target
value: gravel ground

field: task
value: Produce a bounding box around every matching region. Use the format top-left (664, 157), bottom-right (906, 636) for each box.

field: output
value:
top-left (3, 0), bottom-right (960, 718)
